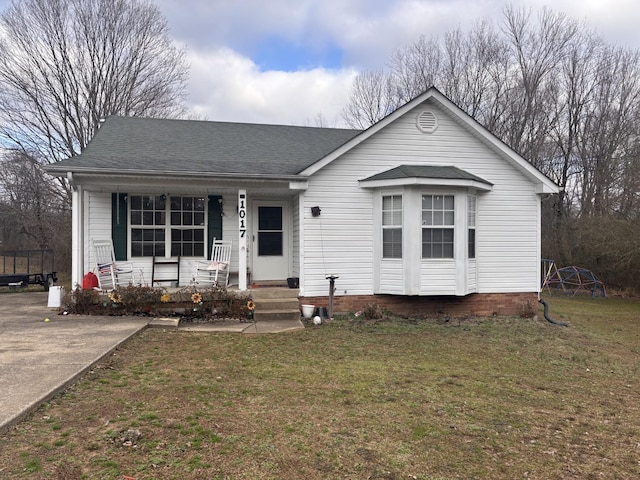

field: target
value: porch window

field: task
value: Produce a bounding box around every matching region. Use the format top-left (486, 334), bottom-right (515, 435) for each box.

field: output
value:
top-left (382, 195), bottom-right (402, 258)
top-left (130, 195), bottom-right (166, 257)
top-left (130, 195), bottom-right (206, 257)
top-left (422, 194), bottom-right (454, 258)
top-left (170, 196), bottom-right (206, 256)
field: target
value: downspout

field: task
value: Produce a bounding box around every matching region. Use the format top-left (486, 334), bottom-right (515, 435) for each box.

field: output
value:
top-left (536, 188), bottom-right (566, 327)
top-left (538, 296), bottom-right (568, 327)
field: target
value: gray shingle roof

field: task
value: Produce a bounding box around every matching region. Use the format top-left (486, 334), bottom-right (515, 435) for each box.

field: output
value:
top-left (52, 116), bottom-right (361, 176)
top-left (362, 165), bottom-right (492, 185)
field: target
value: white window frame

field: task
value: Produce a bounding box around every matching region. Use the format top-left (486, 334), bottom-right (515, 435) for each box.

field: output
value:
top-left (130, 194), bottom-right (167, 257)
top-left (169, 196), bottom-right (206, 257)
top-left (382, 194), bottom-right (403, 259)
top-left (421, 194), bottom-right (455, 259)
top-left (468, 195), bottom-right (476, 259)
top-left (129, 194), bottom-right (207, 258)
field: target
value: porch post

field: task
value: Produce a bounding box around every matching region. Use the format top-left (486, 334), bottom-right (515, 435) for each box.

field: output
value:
top-left (71, 184), bottom-right (84, 289)
top-left (238, 190), bottom-right (248, 290)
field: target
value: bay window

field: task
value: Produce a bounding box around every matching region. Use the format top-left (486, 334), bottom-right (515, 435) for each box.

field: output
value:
top-left (361, 164), bottom-right (491, 296)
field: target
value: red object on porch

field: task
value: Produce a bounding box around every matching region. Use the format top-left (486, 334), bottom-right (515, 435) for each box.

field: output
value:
top-left (82, 271), bottom-right (99, 289)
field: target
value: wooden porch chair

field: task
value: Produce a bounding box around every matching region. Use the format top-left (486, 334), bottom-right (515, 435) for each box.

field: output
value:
top-left (195, 239), bottom-right (232, 287)
top-left (92, 239), bottom-right (134, 290)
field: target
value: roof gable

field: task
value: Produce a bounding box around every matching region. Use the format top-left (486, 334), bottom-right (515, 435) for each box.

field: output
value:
top-left (300, 87), bottom-right (559, 194)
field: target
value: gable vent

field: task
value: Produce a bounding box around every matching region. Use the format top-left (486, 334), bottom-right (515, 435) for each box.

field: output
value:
top-left (416, 110), bottom-right (438, 133)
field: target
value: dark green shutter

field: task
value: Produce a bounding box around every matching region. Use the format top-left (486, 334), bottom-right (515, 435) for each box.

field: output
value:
top-left (207, 195), bottom-right (223, 258)
top-left (111, 193), bottom-right (128, 260)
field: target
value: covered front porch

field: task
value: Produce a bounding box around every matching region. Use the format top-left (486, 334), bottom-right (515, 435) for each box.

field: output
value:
top-left (68, 171), bottom-right (308, 292)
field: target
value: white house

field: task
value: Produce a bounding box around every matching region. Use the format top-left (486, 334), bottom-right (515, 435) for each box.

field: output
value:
top-left (45, 87), bottom-right (559, 316)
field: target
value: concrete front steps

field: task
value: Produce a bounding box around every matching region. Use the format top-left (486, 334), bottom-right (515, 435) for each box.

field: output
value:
top-left (250, 286), bottom-right (300, 322)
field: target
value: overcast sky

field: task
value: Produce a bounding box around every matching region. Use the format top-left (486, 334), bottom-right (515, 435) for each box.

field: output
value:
top-left (2, 0), bottom-right (639, 127)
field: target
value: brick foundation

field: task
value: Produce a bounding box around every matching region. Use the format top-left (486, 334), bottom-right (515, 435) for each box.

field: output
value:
top-left (299, 292), bottom-right (539, 317)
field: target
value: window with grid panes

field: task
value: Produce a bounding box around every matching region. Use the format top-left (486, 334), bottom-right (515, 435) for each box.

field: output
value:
top-left (130, 195), bottom-right (166, 257)
top-left (130, 195), bottom-right (206, 257)
top-left (170, 196), bottom-right (206, 256)
top-left (422, 194), bottom-right (455, 258)
top-left (382, 195), bottom-right (402, 258)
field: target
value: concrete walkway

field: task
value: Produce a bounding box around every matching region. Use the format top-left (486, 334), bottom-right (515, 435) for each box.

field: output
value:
top-left (0, 291), bottom-right (304, 433)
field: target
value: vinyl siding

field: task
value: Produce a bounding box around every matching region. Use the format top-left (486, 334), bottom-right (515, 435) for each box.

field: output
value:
top-left (468, 259), bottom-right (477, 292)
top-left (87, 192), bottom-right (113, 274)
top-left (379, 260), bottom-right (404, 294)
top-left (476, 189), bottom-right (538, 293)
top-left (301, 181), bottom-right (374, 296)
top-left (420, 260), bottom-right (456, 295)
top-left (301, 97), bottom-right (541, 297)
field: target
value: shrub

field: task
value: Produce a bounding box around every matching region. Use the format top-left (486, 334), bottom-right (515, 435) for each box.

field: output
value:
top-left (61, 287), bottom-right (101, 315)
top-left (112, 284), bottom-right (163, 314)
top-left (60, 284), bottom-right (252, 321)
top-left (174, 284), bottom-right (252, 321)
top-left (361, 303), bottom-right (384, 320)
top-left (62, 285), bottom-right (163, 315)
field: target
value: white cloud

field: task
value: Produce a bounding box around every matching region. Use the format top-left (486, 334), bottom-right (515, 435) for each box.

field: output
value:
top-left (186, 47), bottom-right (358, 127)
top-left (175, 0), bottom-right (640, 126)
top-left (2, 0), bottom-right (637, 126)
top-left (523, 0), bottom-right (640, 48)
top-left (161, 0), bottom-right (640, 63)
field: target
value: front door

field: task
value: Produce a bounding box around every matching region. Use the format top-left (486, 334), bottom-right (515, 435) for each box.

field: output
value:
top-left (251, 201), bottom-right (289, 281)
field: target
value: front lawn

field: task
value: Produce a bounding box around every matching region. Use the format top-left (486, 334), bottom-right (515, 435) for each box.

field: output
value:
top-left (1, 295), bottom-right (639, 479)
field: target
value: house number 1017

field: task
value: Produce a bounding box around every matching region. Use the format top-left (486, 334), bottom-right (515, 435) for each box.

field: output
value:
top-left (238, 193), bottom-right (246, 238)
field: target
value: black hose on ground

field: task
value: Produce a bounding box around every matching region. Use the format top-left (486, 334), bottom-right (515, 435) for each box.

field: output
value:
top-left (538, 298), bottom-right (568, 327)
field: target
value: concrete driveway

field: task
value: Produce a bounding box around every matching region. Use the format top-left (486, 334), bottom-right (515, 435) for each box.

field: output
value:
top-left (0, 292), bottom-right (148, 433)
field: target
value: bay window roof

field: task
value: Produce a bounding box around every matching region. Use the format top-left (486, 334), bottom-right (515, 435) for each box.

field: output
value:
top-left (359, 165), bottom-right (493, 191)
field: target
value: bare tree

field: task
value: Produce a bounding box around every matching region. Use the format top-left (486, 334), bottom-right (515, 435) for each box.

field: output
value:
top-left (388, 35), bottom-right (441, 104)
top-left (615, 139), bottom-right (640, 220)
top-left (0, 151), bottom-right (67, 248)
top-left (577, 45), bottom-right (640, 216)
top-left (0, 0), bottom-right (188, 263)
top-left (342, 70), bottom-right (399, 129)
top-left (0, 0), bottom-right (188, 179)
top-left (500, 6), bottom-right (579, 167)
top-left (548, 31), bottom-right (601, 212)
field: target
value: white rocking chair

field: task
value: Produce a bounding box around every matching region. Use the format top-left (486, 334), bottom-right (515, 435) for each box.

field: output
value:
top-left (92, 239), bottom-right (134, 290)
top-left (195, 239), bottom-right (232, 287)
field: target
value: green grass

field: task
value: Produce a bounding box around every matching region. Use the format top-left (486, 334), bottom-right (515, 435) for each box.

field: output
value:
top-left (0, 294), bottom-right (639, 479)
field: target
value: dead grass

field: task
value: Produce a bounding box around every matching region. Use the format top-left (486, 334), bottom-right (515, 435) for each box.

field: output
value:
top-left (1, 295), bottom-right (639, 479)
